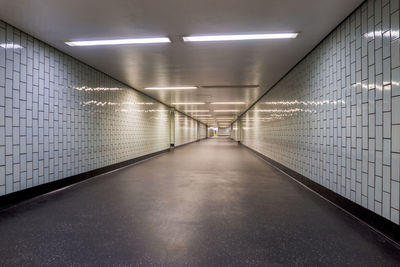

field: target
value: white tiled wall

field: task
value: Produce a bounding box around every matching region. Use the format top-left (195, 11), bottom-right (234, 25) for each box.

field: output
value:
top-left (199, 123), bottom-right (207, 139)
top-left (174, 111), bottom-right (198, 146)
top-left (231, 121), bottom-right (239, 141)
top-left (240, 0), bottom-right (400, 224)
top-left (0, 22), bottom-right (173, 195)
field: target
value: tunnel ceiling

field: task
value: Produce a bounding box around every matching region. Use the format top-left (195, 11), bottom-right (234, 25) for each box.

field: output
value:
top-left (0, 0), bottom-right (363, 127)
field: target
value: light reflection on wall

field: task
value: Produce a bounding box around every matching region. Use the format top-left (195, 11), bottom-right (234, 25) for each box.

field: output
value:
top-left (230, 121), bottom-right (239, 141)
top-left (0, 42), bottom-right (24, 49)
top-left (254, 108), bottom-right (315, 113)
top-left (261, 100), bottom-right (346, 106)
top-left (0, 18), bottom-right (173, 195)
top-left (175, 112), bottom-right (198, 146)
top-left (70, 86), bottom-right (122, 91)
top-left (363, 30), bottom-right (399, 38)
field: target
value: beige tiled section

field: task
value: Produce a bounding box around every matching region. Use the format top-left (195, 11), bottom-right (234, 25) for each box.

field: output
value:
top-left (231, 121), bottom-right (239, 141)
top-left (174, 111), bottom-right (198, 146)
top-left (240, 0), bottom-right (400, 224)
top-left (199, 123), bottom-right (207, 139)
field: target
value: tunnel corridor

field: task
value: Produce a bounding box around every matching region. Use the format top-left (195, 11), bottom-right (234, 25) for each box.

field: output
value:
top-left (1, 0), bottom-right (400, 265)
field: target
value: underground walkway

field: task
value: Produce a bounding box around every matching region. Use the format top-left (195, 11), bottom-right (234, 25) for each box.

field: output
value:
top-left (0, 137), bottom-right (399, 266)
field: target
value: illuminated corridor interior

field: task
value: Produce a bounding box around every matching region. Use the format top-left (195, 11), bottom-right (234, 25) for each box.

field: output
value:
top-left (0, 0), bottom-right (399, 265)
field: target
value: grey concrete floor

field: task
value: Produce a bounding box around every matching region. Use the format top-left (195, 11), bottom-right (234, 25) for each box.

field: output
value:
top-left (0, 137), bottom-right (399, 266)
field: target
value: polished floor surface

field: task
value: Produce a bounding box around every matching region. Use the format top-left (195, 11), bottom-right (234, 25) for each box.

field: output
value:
top-left (0, 137), bottom-right (399, 266)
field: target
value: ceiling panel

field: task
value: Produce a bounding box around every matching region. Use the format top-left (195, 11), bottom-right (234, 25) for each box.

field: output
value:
top-left (0, 0), bottom-right (363, 126)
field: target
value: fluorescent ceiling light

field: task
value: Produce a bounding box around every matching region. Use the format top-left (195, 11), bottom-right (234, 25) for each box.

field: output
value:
top-left (214, 110), bottom-right (240, 112)
top-left (182, 33), bottom-right (298, 42)
top-left (201, 85), bottom-right (259, 88)
top-left (65, 37), bottom-right (171, 46)
top-left (211, 102), bottom-right (246, 105)
top-left (184, 110), bottom-right (209, 112)
top-left (172, 102), bottom-right (205, 105)
top-left (145, 86), bottom-right (197, 90)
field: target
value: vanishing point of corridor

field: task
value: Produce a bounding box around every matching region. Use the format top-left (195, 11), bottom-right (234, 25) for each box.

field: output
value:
top-left (0, 138), bottom-right (399, 266)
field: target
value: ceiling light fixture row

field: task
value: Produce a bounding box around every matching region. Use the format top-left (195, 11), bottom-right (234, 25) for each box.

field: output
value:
top-left (171, 102), bottom-right (245, 105)
top-left (145, 85), bottom-right (260, 91)
top-left (211, 102), bottom-right (246, 105)
top-left (65, 33), bottom-right (298, 93)
top-left (172, 102), bottom-right (205, 105)
top-left (65, 33), bottom-right (298, 46)
top-left (214, 110), bottom-right (240, 112)
top-left (145, 86), bottom-right (198, 90)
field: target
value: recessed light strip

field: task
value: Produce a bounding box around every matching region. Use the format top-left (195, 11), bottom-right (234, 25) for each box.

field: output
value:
top-left (214, 110), bottom-right (240, 112)
top-left (182, 33), bottom-right (298, 42)
top-left (184, 110), bottom-right (210, 112)
top-left (172, 102), bottom-right (205, 105)
top-left (65, 37), bottom-right (171, 46)
top-left (211, 102), bottom-right (246, 105)
top-left (201, 85), bottom-right (259, 88)
top-left (145, 86), bottom-right (197, 90)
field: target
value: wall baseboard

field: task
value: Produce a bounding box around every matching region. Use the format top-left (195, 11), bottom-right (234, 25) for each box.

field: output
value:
top-left (0, 148), bottom-right (170, 211)
top-left (240, 143), bottom-right (400, 245)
